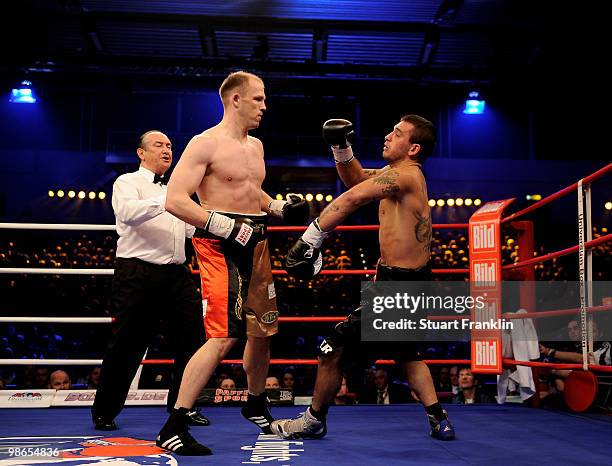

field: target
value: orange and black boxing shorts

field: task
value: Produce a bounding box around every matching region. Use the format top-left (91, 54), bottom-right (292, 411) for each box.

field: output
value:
top-left (193, 212), bottom-right (278, 339)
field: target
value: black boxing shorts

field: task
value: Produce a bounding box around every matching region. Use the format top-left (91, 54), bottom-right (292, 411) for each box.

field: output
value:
top-left (318, 262), bottom-right (432, 367)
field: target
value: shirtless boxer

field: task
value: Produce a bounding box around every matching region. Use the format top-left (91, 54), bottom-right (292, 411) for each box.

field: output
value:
top-left (155, 71), bottom-right (309, 455)
top-left (271, 115), bottom-right (455, 441)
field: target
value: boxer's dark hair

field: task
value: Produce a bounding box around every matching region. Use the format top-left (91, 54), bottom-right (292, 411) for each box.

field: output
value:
top-left (401, 114), bottom-right (437, 163)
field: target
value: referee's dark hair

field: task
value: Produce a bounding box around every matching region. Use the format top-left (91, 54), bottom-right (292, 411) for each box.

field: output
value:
top-left (136, 130), bottom-right (163, 161)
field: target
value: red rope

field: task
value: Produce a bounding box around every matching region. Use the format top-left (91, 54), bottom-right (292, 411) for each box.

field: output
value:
top-left (192, 268), bottom-right (469, 275)
top-left (267, 224), bottom-right (468, 232)
top-left (502, 163), bottom-right (611, 224)
top-left (503, 358), bottom-right (612, 372)
top-left (503, 234), bottom-right (611, 270)
top-left (141, 358), bottom-right (471, 365)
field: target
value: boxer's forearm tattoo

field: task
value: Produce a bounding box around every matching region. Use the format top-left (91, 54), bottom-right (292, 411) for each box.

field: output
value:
top-left (414, 212), bottom-right (432, 253)
top-left (319, 203), bottom-right (341, 222)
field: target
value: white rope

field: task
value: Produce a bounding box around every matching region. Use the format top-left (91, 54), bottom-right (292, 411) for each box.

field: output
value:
top-left (0, 268), bottom-right (114, 275)
top-left (0, 223), bottom-right (115, 231)
top-left (0, 317), bottom-right (113, 323)
top-left (1, 359), bottom-right (103, 365)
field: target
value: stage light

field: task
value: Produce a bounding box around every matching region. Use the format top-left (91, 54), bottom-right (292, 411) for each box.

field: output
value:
top-left (77, 191), bottom-right (86, 199)
top-left (48, 190), bottom-right (55, 198)
top-left (9, 80), bottom-right (37, 104)
top-left (474, 198), bottom-right (482, 206)
top-left (88, 191), bottom-right (96, 200)
top-left (57, 190), bottom-right (65, 198)
top-left (455, 198), bottom-right (464, 206)
top-left (305, 193), bottom-right (314, 202)
top-left (275, 194), bottom-right (283, 200)
top-left (325, 194), bottom-right (333, 202)
top-left (531, 194), bottom-right (542, 201)
top-left (464, 91), bottom-right (485, 114)
top-left (465, 198), bottom-right (473, 206)
top-left (428, 199), bottom-right (436, 207)
top-left (98, 192), bottom-right (106, 200)
top-left (315, 193), bottom-right (324, 202)
top-left (605, 201), bottom-right (612, 211)
top-left (447, 198), bottom-right (455, 207)
top-left (68, 190), bottom-right (76, 198)
top-left (436, 199), bottom-right (445, 207)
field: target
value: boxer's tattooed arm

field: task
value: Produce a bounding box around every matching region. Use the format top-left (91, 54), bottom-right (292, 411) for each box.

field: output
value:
top-left (363, 169), bottom-right (378, 178)
top-left (372, 170), bottom-right (401, 197)
top-left (319, 204), bottom-right (341, 222)
top-left (414, 212), bottom-right (432, 253)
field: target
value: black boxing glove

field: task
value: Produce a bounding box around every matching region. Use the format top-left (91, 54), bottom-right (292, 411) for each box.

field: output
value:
top-left (322, 119), bottom-right (355, 164)
top-left (285, 218), bottom-right (330, 279)
top-left (204, 211), bottom-right (264, 247)
top-left (268, 193), bottom-right (310, 225)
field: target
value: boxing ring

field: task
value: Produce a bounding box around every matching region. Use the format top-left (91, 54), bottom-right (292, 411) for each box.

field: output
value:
top-left (0, 163), bottom-right (611, 465)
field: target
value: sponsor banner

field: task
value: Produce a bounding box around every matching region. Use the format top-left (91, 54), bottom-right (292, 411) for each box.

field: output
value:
top-left (51, 389), bottom-right (168, 406)
top-left (198, 388), bottom-right (294, 406)
top-left (0, 389), bottom-right (55, 408)
top-left (241, 433), bottom-right (304, 465)
top-left (469, 198), bottom-right (514, 373)
top-left (0, 436), bottom-right (178, 465)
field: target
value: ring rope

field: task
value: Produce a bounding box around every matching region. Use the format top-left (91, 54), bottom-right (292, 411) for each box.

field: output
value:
top-left (2, 305), bottom-right (610, 324)
top-left (502, 162), bottom-right (611, 224)
top-left (0, 223), bottom-right (468, 231)
top-left (502, 234), bottom-right (611, 271)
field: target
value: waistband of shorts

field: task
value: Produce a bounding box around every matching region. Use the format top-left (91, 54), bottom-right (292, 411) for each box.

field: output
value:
top-left (375, 262), bottom-right (431, 281)
top-left (194, 211), bottom-right (268, 239)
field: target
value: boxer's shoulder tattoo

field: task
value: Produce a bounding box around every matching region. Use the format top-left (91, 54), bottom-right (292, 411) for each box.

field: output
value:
top-left (414, 212), bottom-right (432, 253)
top-left (363, 169), bottom-right (378, 178)
top-left (373, 170), bottom-right (401, 197)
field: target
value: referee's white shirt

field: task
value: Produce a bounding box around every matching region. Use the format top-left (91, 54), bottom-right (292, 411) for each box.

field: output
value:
top-left (112, 166), bottom-right (195, 265)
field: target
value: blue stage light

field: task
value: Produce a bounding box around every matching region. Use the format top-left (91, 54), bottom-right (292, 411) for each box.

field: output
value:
top-left (463, 91), bottom-right (484, 114)
top-left (9, 80), bottom-right (37, 104)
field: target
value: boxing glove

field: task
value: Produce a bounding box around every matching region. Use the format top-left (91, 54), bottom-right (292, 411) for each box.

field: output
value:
top-left (322, 119), bottom-right (355, 164)
top-left (268, 193), bottom-right (310, 225)
top-left (285, 218), bottom-right (329, 279)
top-left (204, 211), bottom-right (264, 248)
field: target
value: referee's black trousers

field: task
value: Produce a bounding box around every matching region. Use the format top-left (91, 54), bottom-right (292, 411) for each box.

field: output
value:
top-left (92, 258), bottom-right (205, 421)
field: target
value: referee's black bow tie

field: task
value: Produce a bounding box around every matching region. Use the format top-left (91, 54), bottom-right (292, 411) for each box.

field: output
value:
top-left (153, 174), bottom-right (167, 185)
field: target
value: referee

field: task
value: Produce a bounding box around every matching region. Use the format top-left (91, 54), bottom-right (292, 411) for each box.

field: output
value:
top-left (92, 130), bottom-right (208, 430)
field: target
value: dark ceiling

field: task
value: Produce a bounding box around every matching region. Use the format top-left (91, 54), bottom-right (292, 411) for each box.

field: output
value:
top-left (9, 0), bottom-right (569, 95)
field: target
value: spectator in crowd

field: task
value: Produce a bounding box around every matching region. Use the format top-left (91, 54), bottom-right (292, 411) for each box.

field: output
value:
top-left (360, 368), bottom-right (412, 404)
top-left (34, 367), bottom-right (50, 389)
top-left (452, 367), bottom-right (492, 404)
top-left (88, 367), bottom-right (101, 389)
top-left (220, 378), bottom-right (236, 390)
top-left (539, 319), bottom-right (611, 393)
top-left (49, 370), bottom-right (72, 390)
top-left (265, 376), bottom-right (280, 390)
top-left (282, 370), bottom-right (296, 390)
top-left (449, 366), bottom-right (460, 395)
top-left (436, 366), bottom-right (452, 392)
